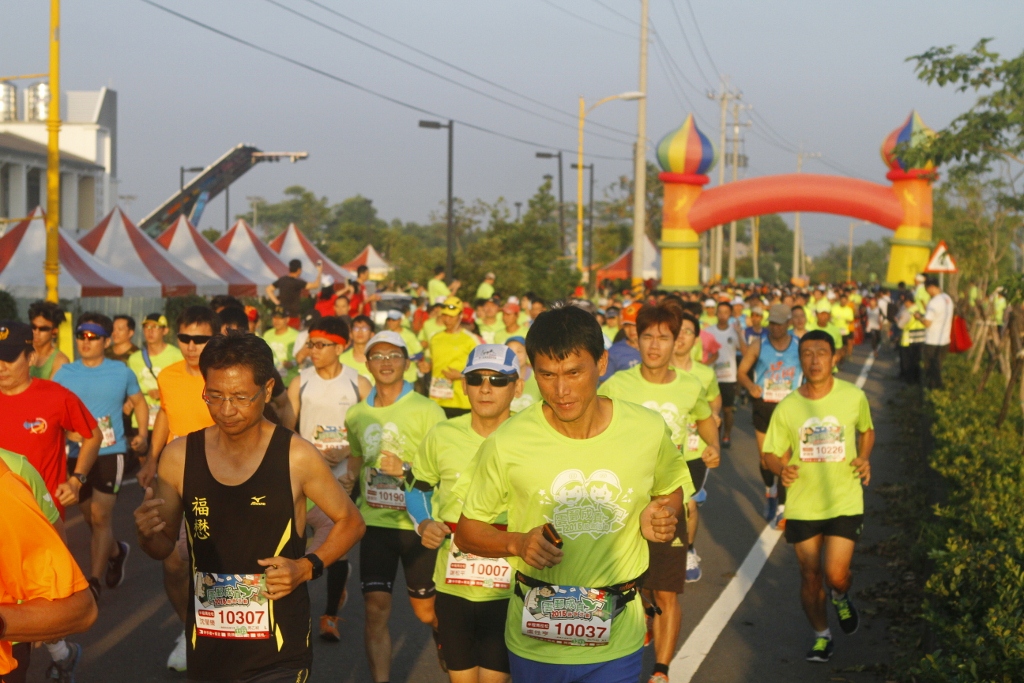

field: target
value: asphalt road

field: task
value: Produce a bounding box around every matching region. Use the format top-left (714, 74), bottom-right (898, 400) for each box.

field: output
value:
top-left (28, 344), bottom-right (901, 683)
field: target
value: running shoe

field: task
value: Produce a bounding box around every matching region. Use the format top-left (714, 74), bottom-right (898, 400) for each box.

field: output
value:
top-left (764, 494), bottom-right (778, 523)
top-left (686, 549), bottom-right (702, 583)
top-left (45, 641), bottom-right (81, 682)
top-left (648, 673), bottom-right (669, 683)
top-left (87, 578), bottom-right (101, 602)
top-left (167, 630), bottom-right (187, 672)
top-left (831, 593), bottom-right (860, 634)
top-left (721, 436), bottom-right (731, 448)
top-left (805, 636), bottom-right (834, 663)
top-left (772, 504), bottom-right (786, 531)
top-left (105, 541), bottom-right (130, 589)
top-left (319, 615), bottom-right (341, 642)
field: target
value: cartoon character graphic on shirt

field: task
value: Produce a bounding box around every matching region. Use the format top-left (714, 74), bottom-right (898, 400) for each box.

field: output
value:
top-left (540, 469), bottom-right (629, 540)
top-left (641, 401), bottom-right (683, 442)
top-left (362, 422), bottom-right (406, 507)
top-left (799, 416), bottom-right (846, 463)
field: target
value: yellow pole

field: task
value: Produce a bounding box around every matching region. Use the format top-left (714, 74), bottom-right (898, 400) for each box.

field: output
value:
top-left (44, 0), bottom-right (61, 303)
top-left (847, 221), bottom-right (855, 284)
top-left (630, 0), bottom-right (649, 289)
top-left (752, 215), bottom-right (760, 280)
top-left (577, 96), bottom-right (585, 274)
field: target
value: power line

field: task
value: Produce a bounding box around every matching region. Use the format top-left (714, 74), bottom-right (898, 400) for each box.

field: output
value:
top-left (538, 0), bottom-right (636, 40)
top-left (264, 0), bottom-right (635, 146)
top-left (665, 0), bottom-right (715, 90)
top-left (585, 0), bottom-right (639, 26)
top-left (297, 0), bottom-right (638, 140)
top-left (682, 0), bottom-right (722, 78)
top-left (138, 0), bottom-right (633, 161)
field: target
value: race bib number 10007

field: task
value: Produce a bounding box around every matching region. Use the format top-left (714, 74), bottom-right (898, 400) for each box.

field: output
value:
top-left (521, 585), bottom-right (613, 647)
top-left (445, 540), bottom-right (511, 589)
top-left (194, 572), bottom-right (269, 640)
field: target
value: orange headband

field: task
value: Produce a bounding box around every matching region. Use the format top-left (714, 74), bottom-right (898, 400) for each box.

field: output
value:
top-left (310, 329), bottom-right (348, 349)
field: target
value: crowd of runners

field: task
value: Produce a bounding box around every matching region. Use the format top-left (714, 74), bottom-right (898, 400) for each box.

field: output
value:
top-left (2, 261), bottom-right (970, 683)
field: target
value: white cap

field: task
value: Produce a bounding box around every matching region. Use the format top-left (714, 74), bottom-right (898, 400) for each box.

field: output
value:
top-left (703, 298), bottom-right (716, 307)
top-left (365, 330), bottom-right (407, 355)
top-left (464, 344), bottom-right (520, 375)
top-left (321, 274), bottom-right (335, 287)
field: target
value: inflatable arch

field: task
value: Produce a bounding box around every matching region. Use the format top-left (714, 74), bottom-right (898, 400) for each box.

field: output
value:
top-left (655, 112), bottom-right (936, 288)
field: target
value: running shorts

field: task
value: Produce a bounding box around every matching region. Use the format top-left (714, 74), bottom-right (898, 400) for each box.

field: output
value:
top-left (644, 522), bottom-right (689, 593)
top-left (718, 382), bottom-right (737, 409)
top-left (434, 592), bottom-right (510, 673)
top-left (509, 648), bottom-right (643, 683)
top-left (359, 525), bottom-right (437, 597)
top-left (686, 458), bottom-right (709, 499)
top-left (187, 667), bottom-right (311, 683)
top-left (785, 515), bottom-right (864, 545)
top-left (67, 453), bottom-right (126, 500)
top-left (751, 397), bottom-right (778, 434)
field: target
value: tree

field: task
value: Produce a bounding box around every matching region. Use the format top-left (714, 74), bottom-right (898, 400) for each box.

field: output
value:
top-left (201, 228), bottom-right (221, 243)
top-left (238, 186), bottom-right (332, 241)
top-left (807, 239), bottom-right (889, 285)
top-left (734, 214), bottom-right (794, 283)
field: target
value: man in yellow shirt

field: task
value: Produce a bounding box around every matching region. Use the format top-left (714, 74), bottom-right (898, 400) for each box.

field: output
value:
top-left (424, 297), bottom-right (479, 417)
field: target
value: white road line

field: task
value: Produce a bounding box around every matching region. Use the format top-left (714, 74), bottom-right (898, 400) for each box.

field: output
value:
top-left (670, 524), bottom-right (784, 682)
top-left (671, 352), bottom-right (876, 682)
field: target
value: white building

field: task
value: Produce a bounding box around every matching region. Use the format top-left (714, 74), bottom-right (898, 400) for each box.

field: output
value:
top-left (0, 86), bottom-right (117, 231)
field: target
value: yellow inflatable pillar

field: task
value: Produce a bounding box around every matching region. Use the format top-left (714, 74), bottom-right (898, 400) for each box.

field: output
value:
top-left (885, 171), bottom-right (933, 287)
top-left (659, 173), bottom-right (706, 290)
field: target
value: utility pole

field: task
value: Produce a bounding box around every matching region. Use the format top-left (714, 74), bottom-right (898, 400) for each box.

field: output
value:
top-left (752, 215), bottom-right (760, 281)
top-left (847, 221), bottom-right (855, 284)
top-left (792, 149), bottom-right (818, 282)
top-left (419, 119), bottom-right (455, 282)
top-left (630, 0), bottom-right (649, 289)
top-left (573, 162), bottom-right (596, 286)
top-left (44, 0), bottom-right (61, 303)
top-left (709, 82), bottom-right (737, 282)
top-left (535, 151), bottom-right (565, 253)
top-left (726, 101), bottom-right (749, 282)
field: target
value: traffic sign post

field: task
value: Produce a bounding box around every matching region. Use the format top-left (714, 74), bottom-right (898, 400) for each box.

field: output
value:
top-left (924, 240), bottom-right (957, 291)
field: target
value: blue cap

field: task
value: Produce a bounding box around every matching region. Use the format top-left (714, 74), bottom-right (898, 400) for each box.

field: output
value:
top-left (463, 344), bottom-right (520, 375)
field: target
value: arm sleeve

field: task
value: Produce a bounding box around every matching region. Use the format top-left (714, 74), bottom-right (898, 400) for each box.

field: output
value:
top-left (761, 403), bottom-right (791, 457)
top-left (63, 389), bottom-right (98, 438)
top-left (11, 462), bottom-right (60, 525)
top-left (705, 376), bottom-right (721, 401)
top-left (460, 435), bottom-right (509, 525)
top-left (125, 366), bottom-right (141, 396)
top-left (345, 414), bottom-right (363, 459)
top-left (405, 487), bottom-right (434, 529)
top-left (652, 425), bottom-right (693, 498)
top-left (856, 391), bottom-right (874, 432)
top-left (691, 387), bottom-right (712, 421)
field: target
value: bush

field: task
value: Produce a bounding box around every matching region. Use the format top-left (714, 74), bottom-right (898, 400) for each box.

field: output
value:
top-left (913, 356), bottom-right (1024, 681)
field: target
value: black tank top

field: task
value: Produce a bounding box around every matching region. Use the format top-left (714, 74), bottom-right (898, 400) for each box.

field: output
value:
top-left (183, 425), bottom-right (311, 680)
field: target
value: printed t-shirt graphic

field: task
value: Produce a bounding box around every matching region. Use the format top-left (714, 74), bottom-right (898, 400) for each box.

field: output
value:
top-left (706, 325), bottom-right (739, 383)
top-left (753, 334), bottom-right (803, 403)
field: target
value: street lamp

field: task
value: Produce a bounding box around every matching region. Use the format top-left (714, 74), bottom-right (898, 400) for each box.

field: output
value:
top-left (571, 162), bottom-right (595, 285)
top-left (180, 166), bottom-right (204, 191)
top-left (419, 119), bottom-right (455, 282)
top-left (535, 151), bottom-right (565, 254)
top-left (577, 91), bottom-right (644, 278)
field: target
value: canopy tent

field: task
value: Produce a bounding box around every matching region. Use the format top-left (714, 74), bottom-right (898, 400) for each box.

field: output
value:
top-left (79, 208), bottom-right (228, 297)
top-left (268, 224), bottom-right (353, 283)
top-left (595, 235), bottom-right (661, 282)
top-left (0, 208), bottom-right (161, 299)
top-left (214, 220), bottom-right (289, 285)
top-left (343, 244), bottom-right (392, 280)
top-left (156, 216), bottom-right (261, 296)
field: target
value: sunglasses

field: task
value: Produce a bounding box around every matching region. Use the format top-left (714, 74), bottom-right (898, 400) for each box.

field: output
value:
top-left (177, 333), bottom-right (212, 346)
top-left (465, 373), bottom-right (516, 387)
top-left (31, 325), bottom-right (53, 333)
top-left (75, 331), bottom-right (105, 341)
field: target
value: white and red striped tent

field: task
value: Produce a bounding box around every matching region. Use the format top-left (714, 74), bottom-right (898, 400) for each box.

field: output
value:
top-left (79, 208), bottom-right (227, 297)
top-left (156, 216), bottom-right (260, 297)
top-left (343, 244), bottom-right (392, 281)
top-left (214, 220), bottom-right (289, 286)
top-left (268, 224), bottom-right (353, 283)
top-left (0, 208), bottom-right (161, 299)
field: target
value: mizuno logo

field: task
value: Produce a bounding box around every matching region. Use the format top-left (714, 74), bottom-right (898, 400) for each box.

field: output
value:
top-left (250, 496), bottom-right (266, 506)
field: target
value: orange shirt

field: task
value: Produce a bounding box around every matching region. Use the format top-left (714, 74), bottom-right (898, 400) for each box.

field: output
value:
top-left (0, 468), bottom-right (89, 675)
top-left (156, 360), bottom-right (215, 443)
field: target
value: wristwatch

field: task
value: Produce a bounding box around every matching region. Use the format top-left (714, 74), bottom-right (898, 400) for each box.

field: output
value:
top-left (303, 553), bottom-right (324, 581)
top-left (70, 472), bottom-right (87, 485)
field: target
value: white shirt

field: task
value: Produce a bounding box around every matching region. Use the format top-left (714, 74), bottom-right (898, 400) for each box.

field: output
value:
top-left (924, 292), bottom-right (954, 345)
top-left (866, 306), bottom-right (882, 332)
top-left (707, 323), bottom-right (740, 383)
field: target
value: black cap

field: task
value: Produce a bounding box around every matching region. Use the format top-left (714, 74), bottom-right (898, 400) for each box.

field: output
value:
top-left (272, 305), bottom-right (288, 318)
top-left (0, 321), bottom-right (34, 362)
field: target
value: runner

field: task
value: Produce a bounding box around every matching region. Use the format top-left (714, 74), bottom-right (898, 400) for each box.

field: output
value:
top-left (127, 315), bottom-right (184, 449)
top-left (831, 294), bottom-right (856, 360)
top-left (598, 304), bottom-right (713, 683)
top-left (139, 306), bottom-right (219, 673)
top-left (348, 265), bottom-right (380, 318)
top-left (707, 302), bottom-right (744, 448)
top-left (284, 316), bottom-right (371, 642)
top-left (791, 305), bottom-right (809, 339)
top-left (737, 304), bottom-right (804, 529)
top-left (425, 297), bottom-right (480, 418)
top-left (340, 315), bottom-right (376, 385)
top-left (807, 300), bottom-right (846, 365)
top-left (343, 331), bottom-right (447, 682)
top-left (407, 344), bottom-right (523, 683)
top-left (477, 298), bottom-right (503, 344)
top-left (0, 321), bottom-right (101, 521)
top-left (455, 304), bottom-right (689, 683)
top-left (475, 272), bottom-right (496, 301)
top-left (53, 313), bottom-right (149, 601)
top-left (669, 311), bottom-right (722, 582)
top-left (761, 329), bottom-right (875, 663)
top-left (600, 302), bottom-right (642, 382)
top-left (429, 266), bottom-right (459, 303)
top-left (105, 315), bottom-right (138, 362)
top-left (28, 301), bottom-right (70, 380)
top-left (384, 309), bottom-right (425, 385)
top-left (0, 457), bottom-right (97, 683)
top-left (133, 333), bottom-right (365, 682)
top-left (263, 307), bottom-right (300, 385)
top-left (492, 302), bottom-right (524, 345)
top-left (266, 258), bottom-right (324, 329)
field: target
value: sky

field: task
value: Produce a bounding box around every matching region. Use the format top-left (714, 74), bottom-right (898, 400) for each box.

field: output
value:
top-left (5, 0), bottom-right (1024, 255)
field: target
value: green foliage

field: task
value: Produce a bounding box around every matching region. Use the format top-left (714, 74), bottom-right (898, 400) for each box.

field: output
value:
top-left (201, 227), bottom-right (221, 243)
top-left (733, 214), bottom-right (795, 282)
top-left (163, 294), bottom-right (211, 343)
top-left (0, 291), bottom-right (17, 320)
top-left (806, 238), bottom-right (889, 284)
top-left (911, 356), bottom-right (1024, 681)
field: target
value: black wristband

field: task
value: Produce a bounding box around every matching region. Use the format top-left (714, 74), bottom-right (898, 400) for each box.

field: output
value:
top-left (303, 553), bottom-right (324, 581)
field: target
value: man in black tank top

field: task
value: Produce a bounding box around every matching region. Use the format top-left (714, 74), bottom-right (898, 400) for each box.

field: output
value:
top-left (134, 334), bottom-right (365, 682)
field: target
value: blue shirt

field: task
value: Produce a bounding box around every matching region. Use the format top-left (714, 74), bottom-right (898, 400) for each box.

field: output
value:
top-left (54, 358), bottom-right (141, 456)
top-left (753, 333), bottom-right (803, 403)
top-left (600, 340), bottom-right (641, 383)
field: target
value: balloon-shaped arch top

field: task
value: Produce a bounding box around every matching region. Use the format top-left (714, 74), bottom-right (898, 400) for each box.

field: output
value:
top-left (683, 173), bottom-right (905, 233)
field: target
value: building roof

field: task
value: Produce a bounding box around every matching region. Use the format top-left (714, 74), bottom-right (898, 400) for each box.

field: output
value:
top-left (0, 132), bottom-right (104, 171)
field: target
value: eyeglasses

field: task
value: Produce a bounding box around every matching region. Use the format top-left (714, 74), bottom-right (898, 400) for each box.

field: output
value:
top-left (678, 328), bottom-right (696, 337)
top-left (367, 352), bottom-right (406, 363)
top-left (75, 331), bottom-right (105, 341)
top-left (202, 389), bottom-right (263, 408)
top-left (177, 333), bottom-right (212, 346)
top-left (465, 373), bottom-right (516, 387)
top-left (31, 325), bottom-right (53, 333)
top-left (305, 341), bottom-right (337, 350)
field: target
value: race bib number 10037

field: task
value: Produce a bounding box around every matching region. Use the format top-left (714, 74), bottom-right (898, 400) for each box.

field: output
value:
top-left (194, 572), bottom-right (269, 640)
top-left (521, 585), bottom-right (613, 647)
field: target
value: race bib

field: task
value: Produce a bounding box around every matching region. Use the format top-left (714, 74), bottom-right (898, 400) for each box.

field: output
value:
top-left (686, 422), bottom-right (700, 452)
top-left (799, 419), bottom-right (847, 463)
top-left (97, 415), bottom-right (117, 448)
top-left (762, 379), bottom-right (793, 403)
top-left (193, 572), bottom-right (269, 640)
top-left (445, 540), bottom-right (511, 589)
top-left (429, 377), bottom-right (455, 400)
top-left (148, 406), bottom-right (159, 430)
top-left (364, 469), bottom-right (406, 510)
top-left (312, 425), bottom-right (348, 451)
top-left (521, 585), bottom-right (613, 647)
